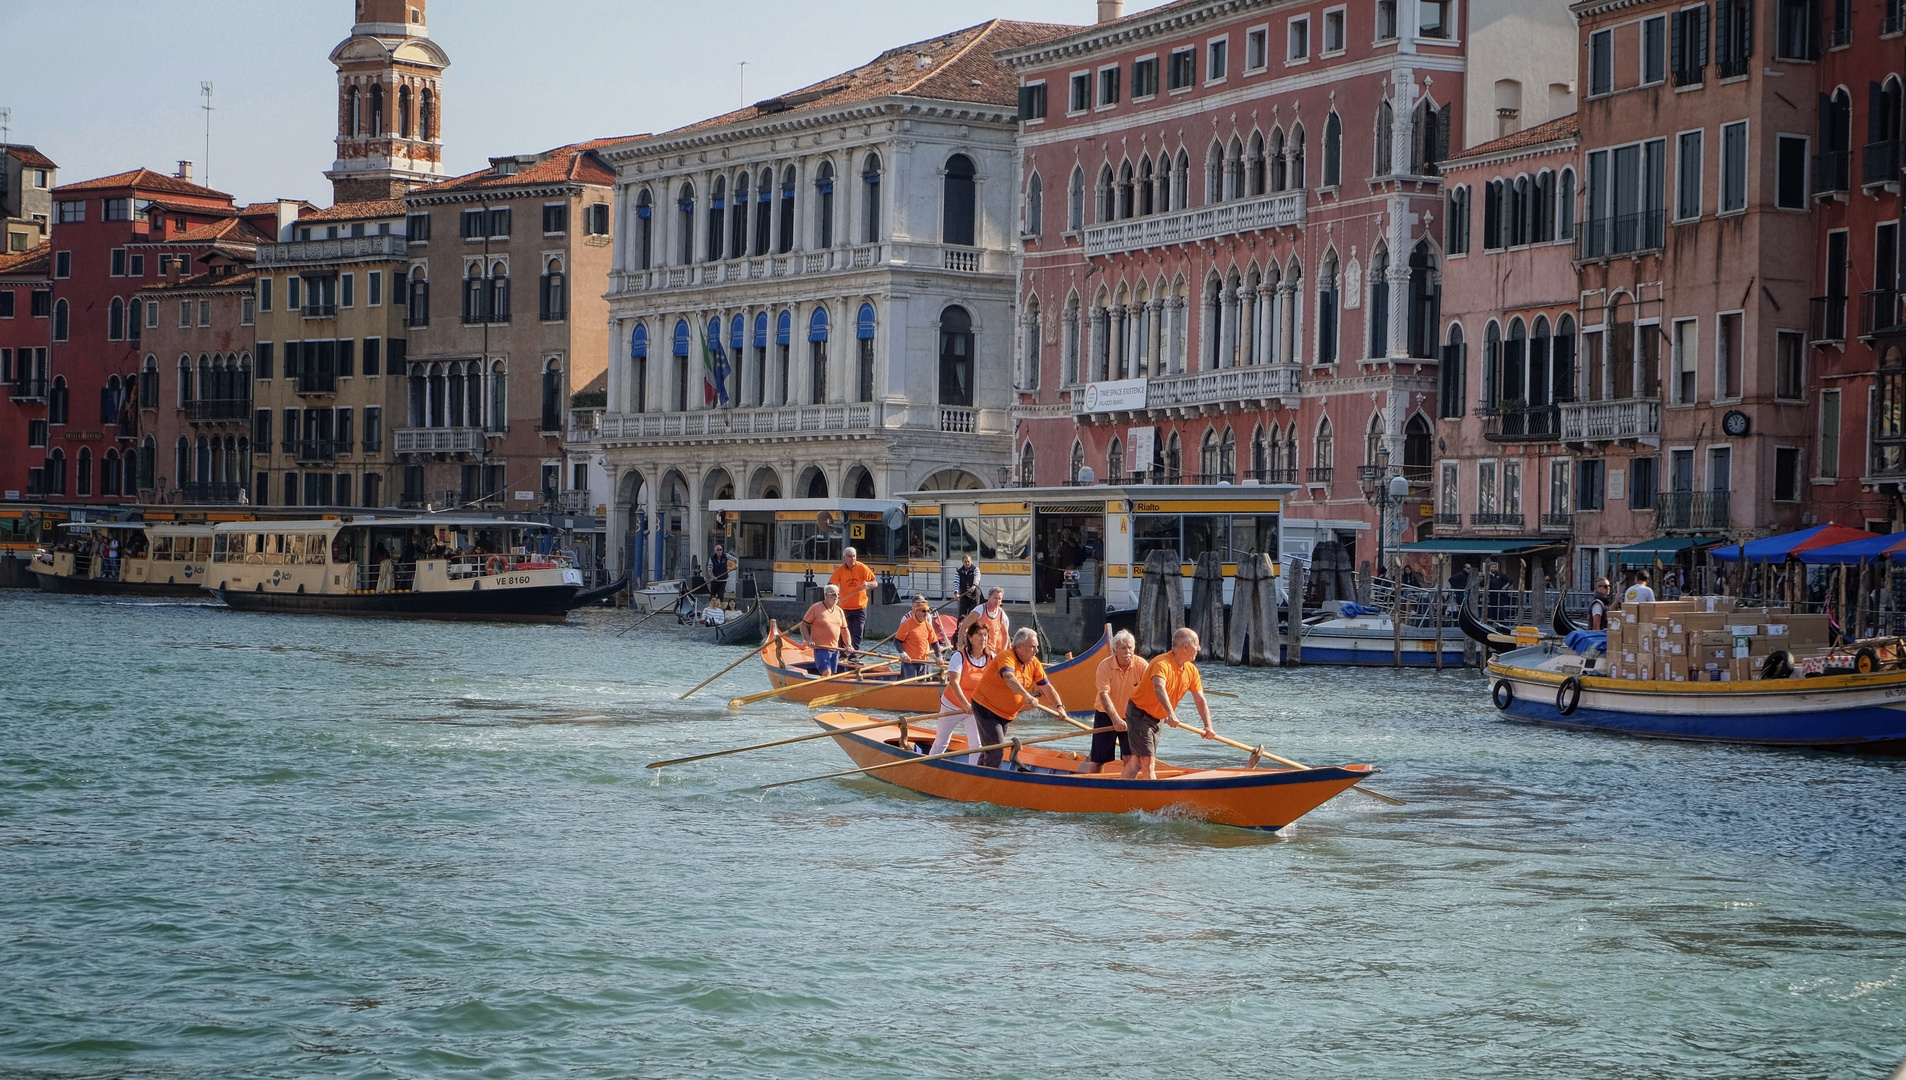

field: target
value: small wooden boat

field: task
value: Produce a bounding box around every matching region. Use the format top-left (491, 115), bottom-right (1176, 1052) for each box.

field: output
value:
top-left (757, 625), bottom-right (1115, 713)
top-left (1487, 643), bottom-right (1906, 750)
top-left (708, 601), bottom-right (766, 645)
top-left (807, 712), bottom-right (1378, 830)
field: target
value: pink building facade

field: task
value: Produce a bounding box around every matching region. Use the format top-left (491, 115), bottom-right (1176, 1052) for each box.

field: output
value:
top-left (1000, 0), bottom-right (1562, 563)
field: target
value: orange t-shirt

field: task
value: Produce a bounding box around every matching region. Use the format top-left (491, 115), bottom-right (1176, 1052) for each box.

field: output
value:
top-left (802, 602), bottom-right (848, 650)
top-left (894, 613), bottom-right (943, 661)
top-left (829, 561), bottom-right (877, 610)
top-left (1130, 652), bottom-right (1202, 720)
top-left (971, 650), bottom-right (1048, 719)
top-left (973, 605), bottom-right (1009, 653)
top-left (942, 648), bottom-right (991, 710)
top-left (1095, 653), bottom-right (1151, 716)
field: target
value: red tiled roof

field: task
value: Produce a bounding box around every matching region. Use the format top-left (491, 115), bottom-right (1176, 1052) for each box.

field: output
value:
top-left (428, 138), bottom-right (634, 194)
top-left (1, 144), bottom-right (57, 170)
top-left (52, 167), bottom-right (232, 201)
top-left (1448, 114), bottom-right (1580, 165)
top-left (301, 198), bottom-right (409, 223)
top-left (170, 216), bottom-right (274, 246)
top-left (0, 242), bottom-right (51, 278)
top-left (137, 268), bottom-right (258, 294)
top-left (239, 200), bottom-right (315, 216)
top-left (672, 19), bottom-right (1077, 134)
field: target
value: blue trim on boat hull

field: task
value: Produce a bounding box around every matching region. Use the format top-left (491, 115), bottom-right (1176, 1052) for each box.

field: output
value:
top-left (1277, 644), bottom-right (1469, 667)
top-left (1498, 697), bottom-right (1906, 750)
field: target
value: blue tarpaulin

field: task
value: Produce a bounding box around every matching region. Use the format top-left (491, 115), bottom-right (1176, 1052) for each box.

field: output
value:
top-left (1793, 531), bottom-right (1906, 564)
top-left (1566, 630), bottom-right (1608, 656)
top-left (1709, 524), bottom-right (1879, 563)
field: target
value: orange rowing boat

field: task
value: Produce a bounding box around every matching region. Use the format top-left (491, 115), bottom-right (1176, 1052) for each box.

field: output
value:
top-left (804, 712), bottom-right (1377, 830)
top-left (757, 624), bottom-right (1114, 713)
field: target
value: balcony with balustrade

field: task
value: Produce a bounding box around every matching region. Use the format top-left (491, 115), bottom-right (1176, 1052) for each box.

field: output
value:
top-left (1083, 190), bottom-right (1307, 258)
top-left (1540, 512), bottom-right (1573, 532)
top-left (185, 398), bottom-right (253, 424)
top-left (1657, 490), bottom-right (1731, 531)
top-left (612, 241), bottom-right (1006, 296)
top-left (1469, 512), bottom-right (1526, 530)
top-left (8, 377), bottom-right (47, 402)
top-left (394, 427), bottom-right (488, 454)
top-left (1560, 397), bottom-right (1661, 442)
top-left (1071, 364), bottom-right (1300, 417)
top-left (255, 233), bottom-right (408, 268)
top-left (1481, 403), bottom-right (1562, 441)
top-left (1864, 140), bottom-right (1901, 190)
top-left (567, 407), bottom-right (604, 445)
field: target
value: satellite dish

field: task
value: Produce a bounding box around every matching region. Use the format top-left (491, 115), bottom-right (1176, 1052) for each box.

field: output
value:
top-left (1077, 465), bottom-right (1097, 485)
top-left (883, 506), bottom-right (908, 531)
top-left (816, 510), bottom-right (838, 531)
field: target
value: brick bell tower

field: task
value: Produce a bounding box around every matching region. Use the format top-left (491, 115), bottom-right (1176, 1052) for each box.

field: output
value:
top-left (325, 0), bottom-right (450, 204)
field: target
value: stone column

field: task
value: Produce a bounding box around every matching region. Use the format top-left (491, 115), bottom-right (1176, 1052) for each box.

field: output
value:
top-left (1388, 194), bottom-right (1414, 358)
top-left (1063, 308), bottom-right (1080, 384)
top-left (1088, 305), bottom-right (1107, 382)
top-left (1278, 282), bottom-right (1299, 366)
top-left (1257, 283), bottom-right (1278, 365)
top-left (1235, 283), bottom-right (1256, 368)
top-left (1110, 305), bottom-right (1127, 380)
top-left (1147, 298), bottom-right (1166, 376)
top-left (1168, 297), bottom-right (1187, 374)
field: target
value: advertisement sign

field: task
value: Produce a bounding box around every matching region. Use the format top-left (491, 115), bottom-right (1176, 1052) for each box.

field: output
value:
top-left (1080, 378), bottom-right (1147, 413)
top-left (1129, 426), bottom-right (1156, 476)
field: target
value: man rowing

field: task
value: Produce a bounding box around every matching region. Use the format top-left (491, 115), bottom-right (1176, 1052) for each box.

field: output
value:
top-left (968, 626), bottom-right (1066, 769)
top-left (799, 583), bottom-right (849, 676)
top-left (893, 594), bottom-right (947, 679)
top-left (1124, 627), bottom-right (1216, 780)
top-left (1088, 630), bottom-right (1147, 775)
top-left (959, 586), bottom-right (1010, 654)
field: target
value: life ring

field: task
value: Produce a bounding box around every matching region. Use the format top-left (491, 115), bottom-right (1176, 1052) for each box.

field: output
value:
top-left (1855, 646), bottom-right (1879, 674)
top-left (486, 555), bottom-right (505, 576)
top-left (1491, 679), bottom-right (1515, 710)
top-left (1761, 651), bottom-right (1793, 680)
top-left (1556, 676), bottom-right (1582, 717)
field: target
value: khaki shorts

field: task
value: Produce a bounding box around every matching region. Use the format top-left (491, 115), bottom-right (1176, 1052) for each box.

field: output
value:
top-left (1124, 704), bottom-right (1164, 757)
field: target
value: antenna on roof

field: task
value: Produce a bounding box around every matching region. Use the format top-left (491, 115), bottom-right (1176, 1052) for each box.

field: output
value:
top-left (200, 82), bottom-right (214, 187)
top-left (1, 106), bottom-right (11, 145)
top-left (738, 62), bottom-right (747, 108)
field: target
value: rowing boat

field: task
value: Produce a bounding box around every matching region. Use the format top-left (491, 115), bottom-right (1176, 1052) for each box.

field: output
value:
top-left (757, 626), bottom-right (1114, 713)
top-left (804, 712), bottom-right (1377, 830)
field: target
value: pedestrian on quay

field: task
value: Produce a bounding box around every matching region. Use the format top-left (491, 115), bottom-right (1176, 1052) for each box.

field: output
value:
top-left (829, 546), bottom-right (878, 651)
top-left (967, 627), bottom-right (1066, 769)
top-left (1087, 630), bottom-right (1147, 774)
top-left (800, 583), bottom-right (850, 675)
top-left (929, 619), bottom-right (991, 765)
top-left (893, 594), bottom-right (947, 679)
top-left (1624, 570), bottom-right (1655, 605)
top-left (955, 554), bottom-right (981, 617)
top-left (1124, 627), bottom-right (1217, 780)
top-left (960, 586), bottom-right (1011, 654)
top-left (1588, 577), bottom-right (1613, 629)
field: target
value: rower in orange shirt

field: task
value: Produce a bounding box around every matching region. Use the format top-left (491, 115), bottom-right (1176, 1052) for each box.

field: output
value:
top-left (799, 584), bottom-right (850, 675)
top-left (1125, 627), bottom-right (1217, 779)
top-left (828, 547), bottom-right (878, 651)
top-left (892, 594), bottom-right (947, 679)
top-left (968, 626), bottom-right (1067, 769)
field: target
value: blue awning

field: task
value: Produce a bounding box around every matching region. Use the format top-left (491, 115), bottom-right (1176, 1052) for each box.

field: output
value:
top-left (672, 320), bottom-right (690, 358)
top-left (808, 307), bottom-right (829, 343)
top-left (1794, 531), bottom-right (1906, 564)
top-left (776, 310), bottom-right (792, 346)
top-left (630, 323), bottom-right (647, 358)
top-left (856, 303), bottom-right (876, 340)
top-left (1710, 523), bottom-right (1879, 563)
top-left (753, 312), bottom-right (769, 349)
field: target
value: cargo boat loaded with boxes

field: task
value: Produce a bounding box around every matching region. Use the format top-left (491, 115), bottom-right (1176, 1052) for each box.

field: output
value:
top-left (1482, 598), bottom-right (1906, 751)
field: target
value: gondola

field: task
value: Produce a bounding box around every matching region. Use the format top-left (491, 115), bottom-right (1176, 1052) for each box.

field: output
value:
top-left (571, 575), bottom-right (629, 608)
top-left (805, 712), bottom-right (1379, 831)
top-left (709, 601), bottom-right (767, 646)
top-left (1458, 600), bottom-right (1520, 653)
top-left (1551, 594), bottom-right (1580, 637)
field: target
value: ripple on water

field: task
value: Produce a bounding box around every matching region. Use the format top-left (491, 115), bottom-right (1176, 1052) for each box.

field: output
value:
top-left (0, 593), bottom-right (1903, 1079)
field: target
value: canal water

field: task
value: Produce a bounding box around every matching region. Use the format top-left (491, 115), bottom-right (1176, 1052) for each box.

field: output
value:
top-left (2, 591), bottom-right (1902, 1079)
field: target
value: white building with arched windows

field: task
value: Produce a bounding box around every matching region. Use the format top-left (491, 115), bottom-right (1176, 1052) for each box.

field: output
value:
top-left (590, 18), bottom-right (1074, 585)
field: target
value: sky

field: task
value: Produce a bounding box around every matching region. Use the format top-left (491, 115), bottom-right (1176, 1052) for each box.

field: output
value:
top-left (1, 0), bottom-right (1103, 207)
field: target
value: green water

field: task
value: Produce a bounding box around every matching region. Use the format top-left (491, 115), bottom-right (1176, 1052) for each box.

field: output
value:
top-left (1, 591), bottom-right (1902, 1079)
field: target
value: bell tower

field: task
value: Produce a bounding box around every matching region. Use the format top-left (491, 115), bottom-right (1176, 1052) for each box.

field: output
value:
top-left (325, 0), bottom-right (450, 204)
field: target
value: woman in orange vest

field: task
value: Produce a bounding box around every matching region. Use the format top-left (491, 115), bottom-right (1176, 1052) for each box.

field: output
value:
top-left (929, 620), bottom-right (992, 765)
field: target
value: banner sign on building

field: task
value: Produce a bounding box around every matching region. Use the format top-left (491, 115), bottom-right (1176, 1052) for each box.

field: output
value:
top-left (1079, 378), bottom-right (1147, 413)
top-left (1129, 426), bottom-right (1156, 476)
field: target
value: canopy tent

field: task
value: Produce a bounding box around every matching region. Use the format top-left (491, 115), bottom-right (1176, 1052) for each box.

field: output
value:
top-left (1611, 535), bottom-right (1725, 566)
top-left (1709, 524), bottom-right (1879, 563)
top-left (1793, 531), bottom-right (1906, 564)
top-left (1393, 539), bottom-right (1559, 555)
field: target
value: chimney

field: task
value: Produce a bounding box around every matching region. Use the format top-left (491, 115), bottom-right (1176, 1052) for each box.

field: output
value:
top-left (1098, 0), bottom-right (1122, 23)
top-left (176, 160), bottom-right (194, 182)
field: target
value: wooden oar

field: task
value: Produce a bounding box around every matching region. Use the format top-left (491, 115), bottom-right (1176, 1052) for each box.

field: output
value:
top-left (761, 726), bottom-right (1113, 790)
top-left (680, 646), bottom-right (761, 700)
top-left (805, 670), bottom-right (943, 708)
top-left (1166, 723), bottom-right (1405, 806)
top-left (615, 577), bottom-right (712, 636)
top-left (726, 660), bottom-right (898, 709)
top-left (646, 709), bottom-right (967, 769)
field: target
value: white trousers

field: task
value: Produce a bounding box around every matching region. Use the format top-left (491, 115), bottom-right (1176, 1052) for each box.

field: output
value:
top-left (929, 704), bottom-right (983, 764)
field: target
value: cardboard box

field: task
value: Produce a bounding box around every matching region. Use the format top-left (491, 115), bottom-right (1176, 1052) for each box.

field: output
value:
top-left (1788, 614), bottom-right (1830, 645)
top-left (1683, 613), bottom-right (1732, 632)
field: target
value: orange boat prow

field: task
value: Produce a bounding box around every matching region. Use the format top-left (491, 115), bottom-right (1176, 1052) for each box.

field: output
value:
top-left (802, 712), bottom-right (1377, 831)
top-left (757, 624), bottom-right (1114, 714)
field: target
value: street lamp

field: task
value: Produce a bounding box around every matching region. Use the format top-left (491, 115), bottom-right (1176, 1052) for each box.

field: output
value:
top-left (1360, 445), bottom-right (1413, 577)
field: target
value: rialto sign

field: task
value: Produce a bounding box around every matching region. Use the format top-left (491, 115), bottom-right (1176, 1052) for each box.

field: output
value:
top-left (1079, 378), bottom-right (1147, 413)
